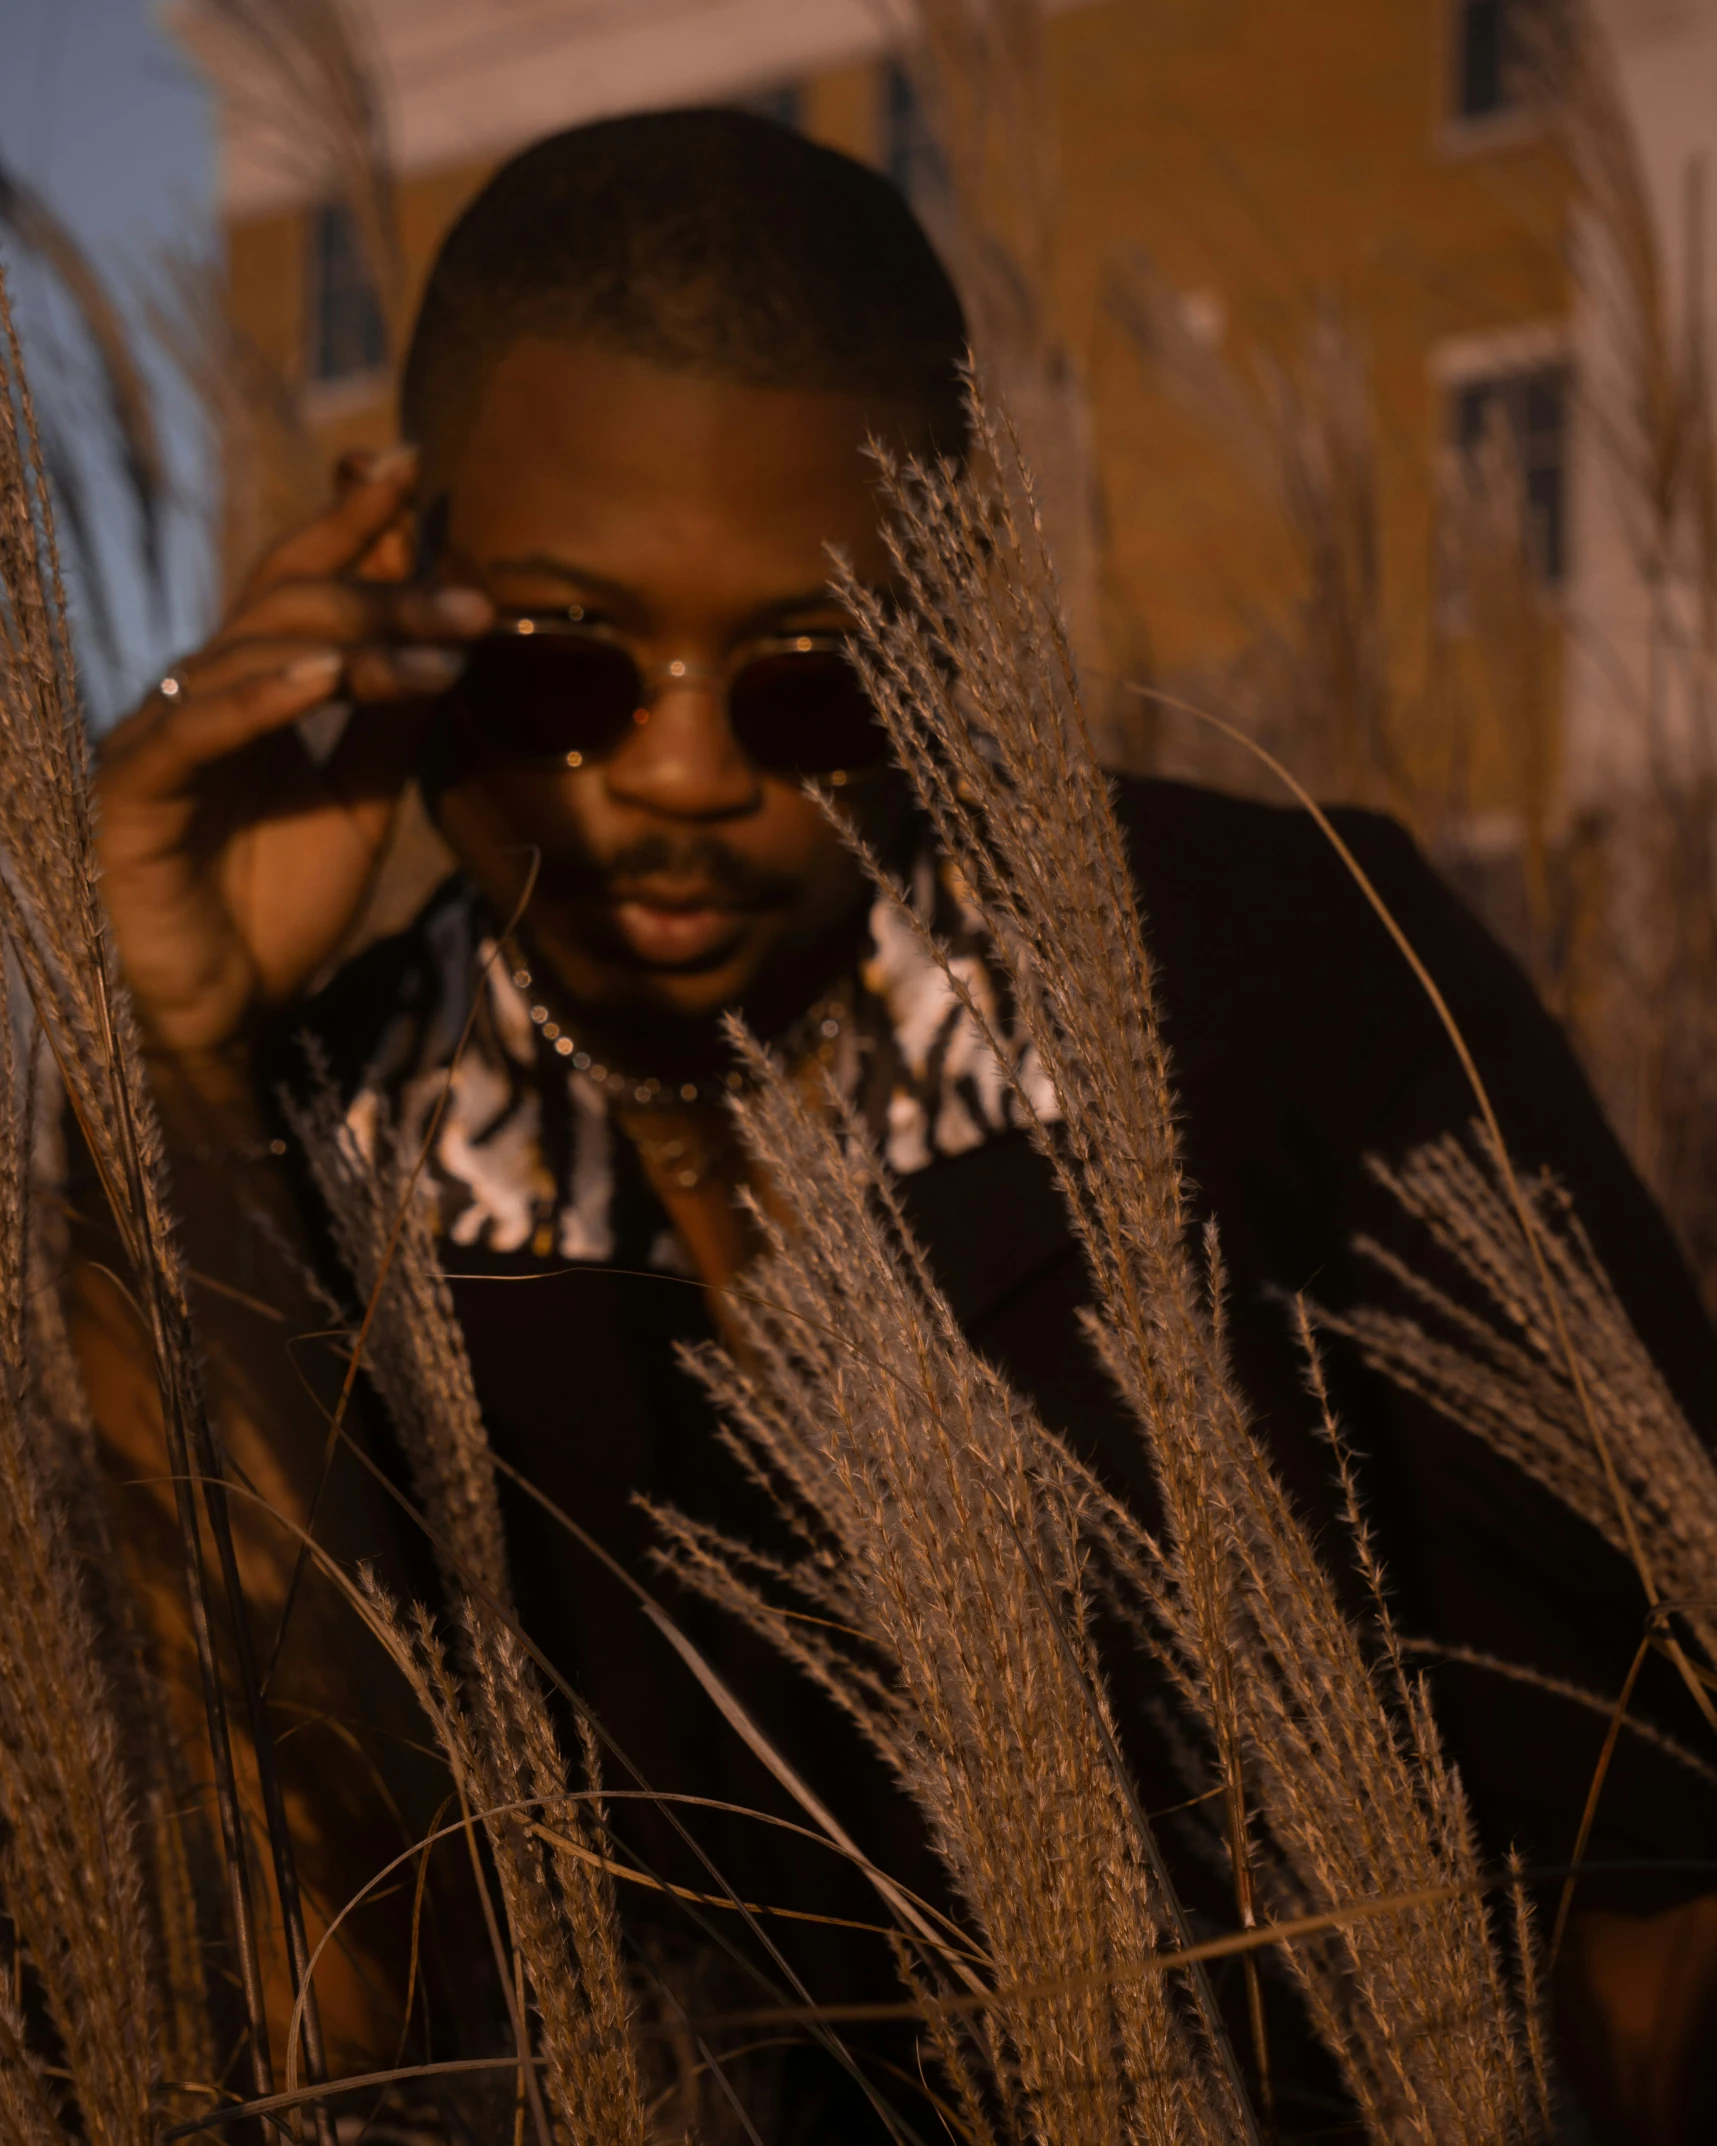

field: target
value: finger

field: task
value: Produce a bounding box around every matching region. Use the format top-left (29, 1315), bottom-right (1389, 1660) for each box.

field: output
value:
top-left (152, 635), bottom-right (336, 697)
top-left (101, 651), bottom-right (348, 799)
top-left (175, 634), bottom-right (469, 705)
top-left (222, 578), bottom-right (492, 649)
top-left (345, 642), bottom-right (468, 701)
top-left (244, 443), bottom-right (421, 594)
top-left (331, 450), bottom-right (415, 580)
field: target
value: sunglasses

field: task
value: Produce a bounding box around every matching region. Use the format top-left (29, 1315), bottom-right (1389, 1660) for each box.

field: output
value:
top-left (444, 609), bottom-right (888, 783)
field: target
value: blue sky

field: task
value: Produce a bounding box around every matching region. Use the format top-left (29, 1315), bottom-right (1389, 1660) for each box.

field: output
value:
top-left (0, 0), bottom-right (215, 723)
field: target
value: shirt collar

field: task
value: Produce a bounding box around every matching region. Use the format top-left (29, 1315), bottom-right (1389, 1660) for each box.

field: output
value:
top-left (343, 858), bottom-right (1060, 1265)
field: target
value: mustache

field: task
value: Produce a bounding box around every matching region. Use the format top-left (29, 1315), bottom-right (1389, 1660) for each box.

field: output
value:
top-left (541, 835), bottom-right (797, 907)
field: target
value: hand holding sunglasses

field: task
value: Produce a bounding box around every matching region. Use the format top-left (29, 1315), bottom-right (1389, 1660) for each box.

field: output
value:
top-left (95, 445), bottom-right (497, 1061)
top-left (443, 608), bottom-right (889, 784)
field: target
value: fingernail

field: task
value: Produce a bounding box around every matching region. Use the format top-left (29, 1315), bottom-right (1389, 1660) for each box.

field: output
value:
top-left (431, 587), bottom-right (493, 631)
top-left (286, 650), bottom-right (344, 687)
top-left (395, 644), bottom-right (466, 687)
top-left (367, 442), bottom-right (419, 484)
top-left (298, 701), bottom-right (352, 765)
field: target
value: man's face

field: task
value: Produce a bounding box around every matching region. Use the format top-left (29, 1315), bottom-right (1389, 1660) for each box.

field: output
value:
top-left (429, 337), bottom-right (911, 1043)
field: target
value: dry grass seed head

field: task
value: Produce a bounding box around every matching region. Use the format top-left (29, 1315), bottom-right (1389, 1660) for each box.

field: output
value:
top-left (655, 1033), bottom-right (1259, 2146)
top-left (826, 384), bottom-right (1551, 2142)
top-left (1326, 1126), bottom-right (1717, 1676)
top-left (288, 1076), bottom-right (647, 2144)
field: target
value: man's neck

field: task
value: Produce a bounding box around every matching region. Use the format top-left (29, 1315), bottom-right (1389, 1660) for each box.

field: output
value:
top-left (505, 904), bottom-right (871, 1090)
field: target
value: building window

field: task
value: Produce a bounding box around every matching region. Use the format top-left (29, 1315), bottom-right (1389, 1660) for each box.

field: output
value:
top-left (1452, 0), bottom-right (1554, 121)
top-left (881, 63), bottom-right (947, 205)
top-left (306, 201), bottom-right (386, 385)
top-left (737, 82), bottom-right (802, 130)
top-left (1450, 363), bottom-right (1570, 581)
top-left (1456, 0), bottom-right (1509, 117)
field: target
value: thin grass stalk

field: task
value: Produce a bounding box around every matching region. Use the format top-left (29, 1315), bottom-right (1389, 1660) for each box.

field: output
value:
top-left (0, 152), bottom-right (169, 588)
top-left (261, 1325), bottom-right (903, 2139)
top-left (360, 1593), bottom-right (645, 2146)
top-left (0, 1968), bottom-right (63, 2146)
top-left (286, 1083), bottom-right (647, 2146)
top-left (187, 0), bottom-right (402, 352)
top-left (1131, 686), bottom-right (1713, 1777)
top-left (0, 975), bottom-right (164, 2145)
top-left (900, 0), bottom-right (1114, 725)
top-left (223, 1434), bottom-right (913, 2146)
top-left (825, 380), bottom-right (1551, 2141)
top-left (283, 1074), bottom-right (509, 1607)
top-left (258, 886), bottom-right (543, 1696)
top-left (16, 1014), bottom-right (219, 2109)
top-left (143, 245), bottom-right (324, 603)
top-left (1103, 258), bottom-right (1410, 809)
top-left (1521, 3), bottom-right (1717, 1305)
top-left (0, 265), bottom-right (323, 2114)
top-left (1321, 1125), bottom-right (1717, 1678)
top-left (1313, 1120), bottom-right (1717, 1966)
top-left (653, 1035), bottom-right (1258, 2146)
top-left (1256, 308), bottom-right (1393, 805)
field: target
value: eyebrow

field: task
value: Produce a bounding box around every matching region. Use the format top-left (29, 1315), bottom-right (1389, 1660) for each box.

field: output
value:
top-left (482, 552), bottom-right (856, 632)
top-left (482, 554), bottom-right (640, 607)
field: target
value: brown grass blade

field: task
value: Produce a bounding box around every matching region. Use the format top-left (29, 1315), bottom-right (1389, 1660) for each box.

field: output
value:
top-left (0, 152), bottom-right (168, 583)
top-left (0, 965), bottom-right (166, 2144)
top-left (819, 376), bottom-right (1553, 2141)
top-left (0, 260), bottom-right (315, 2108)
top-left (653, 1030), bottom-right (1261, 2146)
top-left (285, 1078), bottom-right (648, 2146)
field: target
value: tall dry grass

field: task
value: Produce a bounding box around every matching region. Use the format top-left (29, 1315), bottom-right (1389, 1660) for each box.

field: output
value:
top-left (896, 0), bottom-right (1117, 743)
top-left (286, 1080), bottom-right (647, 2146)
top-left (1523, 3), bottom-right (1717, 1311)
top-left (0, 278), bottom-right (226, 2139)
top-left (1313, 1115), bottom-right (1717, 1983)
top-left (1325, 1127), bottom-right (1717, 1683)
top-left (0, 147), bottom-right (173, 704)
top-left (178, 0), bottom-right (403, 350)
top-left (857, 387), bottom-right (1556, 2141)
top-left (0, 263), bottom-right (651, 2117)
top-left (654, 1034), bottom-right (1261, 2146)
top-left (0, 25), bottom-right (1712, 2134)
top-left (0, 957), bottom-right (177, 2146)
top-left (647, 384), bottom-right (1556, 2143)
top-left (1103, 0), bottom-right (1717, 1317)
top-left (0, 241), bottom-right (1702, 2146)
top-left (0, 262), bottom-right (316, 2110)
top-left (1101, 253), bottom-right (1562, 877)
top-left (1103, 262), bottom-right (1405, 810)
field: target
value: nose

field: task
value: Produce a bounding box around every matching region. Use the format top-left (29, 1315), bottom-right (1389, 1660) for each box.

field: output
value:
top-left (601, 669), bottom-right (762, 819)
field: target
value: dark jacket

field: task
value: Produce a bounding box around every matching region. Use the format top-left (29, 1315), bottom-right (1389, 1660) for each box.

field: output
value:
top-left (295, 777), bottom-right (1717, 2139)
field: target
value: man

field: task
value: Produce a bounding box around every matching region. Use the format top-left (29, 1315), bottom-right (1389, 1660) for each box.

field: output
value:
top-left (95, 111), bottom-right (1717, 2139)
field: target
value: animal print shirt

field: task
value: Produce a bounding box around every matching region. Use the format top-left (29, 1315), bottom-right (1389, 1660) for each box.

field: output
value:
top-left (333, 852), bottom-right (1061, 1268)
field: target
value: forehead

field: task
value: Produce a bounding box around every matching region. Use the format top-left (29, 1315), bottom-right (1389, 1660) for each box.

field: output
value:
top-left (440, 337), bottom-right (909, 609)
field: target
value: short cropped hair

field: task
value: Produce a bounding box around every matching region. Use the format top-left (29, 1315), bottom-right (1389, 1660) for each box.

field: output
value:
top-left (401, 107), bottom-right (969, 462)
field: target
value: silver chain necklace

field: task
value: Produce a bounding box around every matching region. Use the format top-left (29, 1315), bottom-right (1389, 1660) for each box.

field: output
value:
top-left (501, 938), bottom-right (850, 1112)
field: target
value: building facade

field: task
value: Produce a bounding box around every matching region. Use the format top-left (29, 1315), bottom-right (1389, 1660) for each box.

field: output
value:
top-left (178, 0), bottom-right (1717, 820)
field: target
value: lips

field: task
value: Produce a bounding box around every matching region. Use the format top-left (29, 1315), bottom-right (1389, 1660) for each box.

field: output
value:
top-left (600, 881), bottom-right (760, 968)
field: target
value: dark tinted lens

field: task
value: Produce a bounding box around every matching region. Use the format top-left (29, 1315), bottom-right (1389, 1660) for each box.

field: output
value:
top-left (729, 647), bottom-right (885, 777)
top-left (454, 632), bottom-right (642, 764)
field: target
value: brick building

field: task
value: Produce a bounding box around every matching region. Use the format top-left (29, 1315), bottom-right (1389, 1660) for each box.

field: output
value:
top-left (174, 0), bottom-right (1717, 818)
